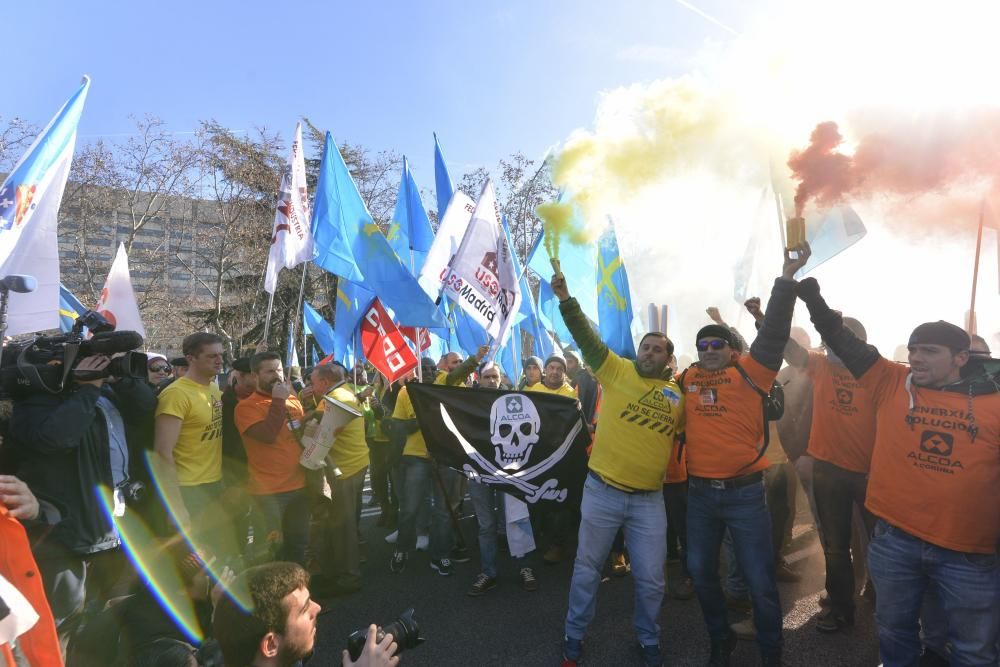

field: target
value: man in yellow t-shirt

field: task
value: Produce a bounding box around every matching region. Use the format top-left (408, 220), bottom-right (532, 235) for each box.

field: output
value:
top-left (307, 363), bottom-right (368, 594)
top-left (154, 332), bottom-right (230, 559)
top-left (388, 347), bottom-right (488, 576)
top-left (552, 273), bottom-right (682, 667)
top-left (527, 354), bottom-right (578, 399)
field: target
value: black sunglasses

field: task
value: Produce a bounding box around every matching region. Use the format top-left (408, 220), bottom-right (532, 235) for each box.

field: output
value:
top-left (150, 364), bottom-right (172, 373)
top-left (696, 340), bottom-right (728, 351)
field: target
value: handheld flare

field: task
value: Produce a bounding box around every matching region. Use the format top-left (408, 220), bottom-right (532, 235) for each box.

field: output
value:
top-left (550, 258), bottom-right (563, 281)
top-left (785, 217), bottom-right (806, 250)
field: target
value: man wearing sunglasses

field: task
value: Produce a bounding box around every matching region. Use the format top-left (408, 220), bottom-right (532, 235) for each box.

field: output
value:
top-left (552, 271), bottom-right (682, 667)
top-left (679, 243), bottom-right (811, 667)
top-left (796, 278), bottom-right (1000, 667)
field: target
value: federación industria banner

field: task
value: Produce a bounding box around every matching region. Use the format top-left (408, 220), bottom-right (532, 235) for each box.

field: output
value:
top-left (406, 384), bottom-right (590, 506)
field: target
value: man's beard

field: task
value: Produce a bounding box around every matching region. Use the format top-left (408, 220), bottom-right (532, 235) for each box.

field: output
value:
top-left (277, 639), bottom-right (313, 666)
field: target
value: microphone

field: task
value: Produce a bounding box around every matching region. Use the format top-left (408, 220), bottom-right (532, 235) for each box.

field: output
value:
top-left (0, 275), bottom-right (37, 294)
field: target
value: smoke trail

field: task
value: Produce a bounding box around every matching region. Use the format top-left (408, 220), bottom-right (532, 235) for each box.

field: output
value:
top-left (789, 111), bottom-right (1000, 223)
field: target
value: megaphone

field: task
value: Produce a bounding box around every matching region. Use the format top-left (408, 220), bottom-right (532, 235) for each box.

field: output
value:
top-left (299, 394), bottom-right (363, 470)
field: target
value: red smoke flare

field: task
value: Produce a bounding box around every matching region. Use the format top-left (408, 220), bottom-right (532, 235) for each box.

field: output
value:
top-left (788, 121), bottom-right (855, 216)
top-left (788, 111), bottom-right (1000, 223)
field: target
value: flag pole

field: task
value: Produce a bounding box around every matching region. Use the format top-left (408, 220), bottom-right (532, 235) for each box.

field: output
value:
top-left (968, 203), bottom-right (985, 335)
top-left (263, 290), bottom-right (275, 344)
top-left (291, 263), bottom-right (308, 366)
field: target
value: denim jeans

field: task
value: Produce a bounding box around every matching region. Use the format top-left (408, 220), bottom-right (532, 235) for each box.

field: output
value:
top-left (397, 456), bottom-right (452, 562)
top-left (469, 481), bottom-right (524, 577)
top-left (812, 459), bottom-right (876, 615)
top-left (178, 480), bottom-right (236, 561)
top-left (253, 488), bottom-right (310, 566)
top-left (686, 476), bottom-right (783, 652)
top-left (868, 519), bottom-right (1000, 666)
top-left (565, 472), bottom-right (667, 647)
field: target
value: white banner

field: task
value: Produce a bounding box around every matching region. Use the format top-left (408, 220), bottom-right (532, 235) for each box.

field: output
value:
top-left (417, 190), bottom-right (475, 299)
top-left (264, 122), bottom-right (313, 294)
top-left (95, 242), bottom-right (146, 337)
top-left (440, 180), bottom-right (521, 347)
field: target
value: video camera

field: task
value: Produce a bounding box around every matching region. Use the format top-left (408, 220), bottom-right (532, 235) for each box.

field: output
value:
top-left (0, 310), bottom-right (147, 397)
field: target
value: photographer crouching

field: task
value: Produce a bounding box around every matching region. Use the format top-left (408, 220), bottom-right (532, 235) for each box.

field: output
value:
top-left (5, 313), bottom-right (156, 660)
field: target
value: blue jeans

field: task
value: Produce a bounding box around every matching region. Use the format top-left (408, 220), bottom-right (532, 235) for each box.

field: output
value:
top-left (469, 481), bottom-right (524, 577)
top-left (686, 476), bottom-right (782, 652)
top-left (565, 472), bottom-right (667, 647)
top-left (254, 488), bottom-right (310, 566)
top-left (868, 519), bottom-right (1000, 666)
top-left (397, 456), bottom-right (452, 562)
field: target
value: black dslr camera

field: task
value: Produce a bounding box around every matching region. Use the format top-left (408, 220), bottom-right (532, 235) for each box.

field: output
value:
top-left (0, 310), bottom-right (147, 396)
top-left (346, 608), bottom-right (423, 661)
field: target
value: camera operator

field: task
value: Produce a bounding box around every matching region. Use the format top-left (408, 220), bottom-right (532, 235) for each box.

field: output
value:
top-left (9, 351), bottom-right (157, 646)
top-left (213, 561), bottom-right (400, 667)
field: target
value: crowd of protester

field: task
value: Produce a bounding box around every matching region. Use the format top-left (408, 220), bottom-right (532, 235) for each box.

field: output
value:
top-left (0, 239), bottom-right (997, 666)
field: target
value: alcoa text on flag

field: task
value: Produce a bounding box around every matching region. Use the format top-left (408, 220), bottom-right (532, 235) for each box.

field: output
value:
top-left (95, 243), bottom-right (146, 338)
top-left (264, 122), bottom-right (313, 294)
top-left (440, 180), bottom-right (521, 347)
top-left (360, 298), bottom-right (418, 383)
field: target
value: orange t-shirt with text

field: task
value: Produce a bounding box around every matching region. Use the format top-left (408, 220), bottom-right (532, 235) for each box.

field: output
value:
top-left (862, 358), bottom-right (1000, 554)
top-left (681, 355), bottom-right (776, 478)
top-left (235, 392), bottom-right (307, 495)
top-left (664, 438), bottom-right (688, 483)
top-left (804, 352), bottom-right (877, 473)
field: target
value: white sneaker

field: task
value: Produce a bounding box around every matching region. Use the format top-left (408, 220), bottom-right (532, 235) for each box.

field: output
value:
top-left (416, 535), bottom-right (429, 551)
top-left (384, 530), bottom-right (399, 544)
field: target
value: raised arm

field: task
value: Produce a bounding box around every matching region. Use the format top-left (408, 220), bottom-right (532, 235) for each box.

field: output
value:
top-left (446, 345), bottom-right (489, 385)
top-left (744, 297), bottom-right (808, 369)
top-left (796, 277), bottom-right (881, 379)
top-left (553, 273), bottom-right (611, 372)
top-left (748, 244), bottom-right (811, 371)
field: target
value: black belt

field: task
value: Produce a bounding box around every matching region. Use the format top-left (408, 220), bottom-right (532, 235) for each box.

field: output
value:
top-left (587, 470), bottom-right (657, 495)
top-left (688, 471), bottom-right (763, 490)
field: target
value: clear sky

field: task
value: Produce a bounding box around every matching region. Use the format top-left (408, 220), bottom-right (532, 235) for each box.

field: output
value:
top-left (5, 0), bottom-right (751, 182)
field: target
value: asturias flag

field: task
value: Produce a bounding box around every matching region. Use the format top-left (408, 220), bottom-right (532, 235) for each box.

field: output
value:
top-left (58, 283), bottom-right (87, 333)
top-left (596, 220), bottom-right (636, 358)
top-left (0, 77), bottom-right (90, 335)
top-left (310, 132), bottom-right (445, 328)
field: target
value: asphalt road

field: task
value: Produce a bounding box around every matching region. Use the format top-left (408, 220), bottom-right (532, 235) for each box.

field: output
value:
top-left (309, 498), bottom-right (882, 667)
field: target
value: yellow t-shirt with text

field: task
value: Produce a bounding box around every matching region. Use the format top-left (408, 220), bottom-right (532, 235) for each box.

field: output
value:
top-left (588, 354), bottom-right (683, 491)
top-left (156, 377), bottom-right (223, 486)
top-left (395, 373), bottom-right (453, 458)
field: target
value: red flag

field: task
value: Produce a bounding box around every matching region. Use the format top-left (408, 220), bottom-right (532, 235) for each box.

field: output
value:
top-left (360, 299), bottom-right (419, 383)
top-left (400, 326), bottom-right (432, 352)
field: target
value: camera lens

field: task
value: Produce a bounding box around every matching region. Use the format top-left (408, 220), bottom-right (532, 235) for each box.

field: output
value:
top-left (346, 608), bottom-right (422, 662)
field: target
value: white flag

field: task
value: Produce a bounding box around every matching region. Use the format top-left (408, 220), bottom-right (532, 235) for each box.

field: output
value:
top-left (0, 77), bottom-right (90, 335)
top-left (0, 573), bottom-right (39, 644)
top-left (417, 190), bottom-right (475, 299)
top-left (95, 243), bottom-right (146, 337)
top-left (265, 123), bottom-right (314, 294)
top-left (441, 180), bottom-right (521, 347)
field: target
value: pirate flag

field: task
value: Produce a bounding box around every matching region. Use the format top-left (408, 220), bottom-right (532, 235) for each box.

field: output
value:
top-left (407, 384), bottom-right (590, 506)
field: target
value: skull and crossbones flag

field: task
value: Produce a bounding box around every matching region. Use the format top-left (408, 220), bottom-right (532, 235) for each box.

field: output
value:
top-left (406, 384), bottom-right (590, 506)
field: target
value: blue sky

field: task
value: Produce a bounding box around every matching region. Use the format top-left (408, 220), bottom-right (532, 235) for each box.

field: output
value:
top-left (6, 0), bottom-right (751, 183)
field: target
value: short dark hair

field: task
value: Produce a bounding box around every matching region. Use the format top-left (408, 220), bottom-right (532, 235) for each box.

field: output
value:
top-left (213, 562), bottom-right (310, 667)
top-left (182, 332), bottom-right (224, 357)
top-left (250, 351), bottom-right (282, 374)
top-left (169, 357), bottom-right (189, 368)
top-left (639, 332), bottom-right (675, 357)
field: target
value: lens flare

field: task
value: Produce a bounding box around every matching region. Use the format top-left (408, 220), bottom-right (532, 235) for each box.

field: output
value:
top-left (96, 485), bottom-right (204, 643)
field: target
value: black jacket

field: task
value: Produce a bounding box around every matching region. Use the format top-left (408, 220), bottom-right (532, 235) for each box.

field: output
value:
top-left (10, 376), bottom-right (156, 555)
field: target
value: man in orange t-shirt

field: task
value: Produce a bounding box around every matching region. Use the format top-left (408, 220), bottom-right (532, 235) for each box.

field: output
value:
top-left (680, 243), bottom-right (811, 666)
top-left (797, 277), bottom-right (999, 667)
top-left (235, 352), bottom-right (308, 565)
top-left (747, 298), bottom-right (878, 633)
